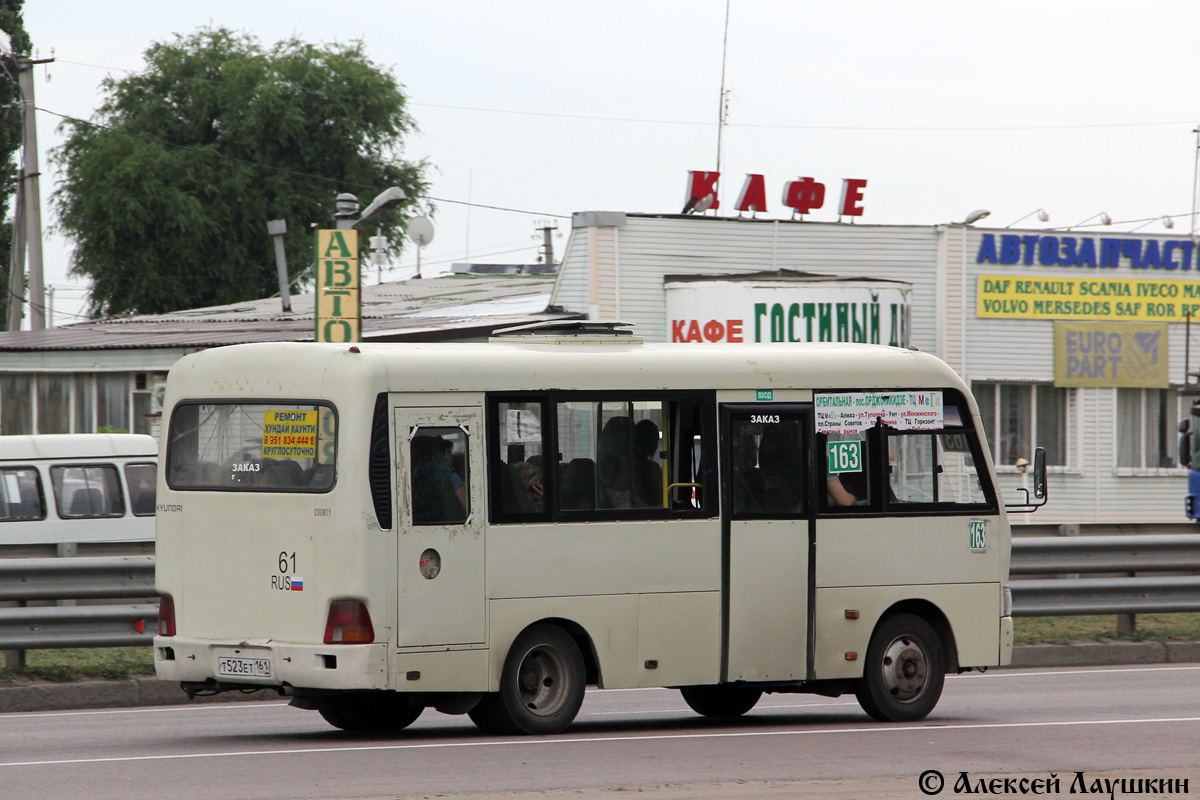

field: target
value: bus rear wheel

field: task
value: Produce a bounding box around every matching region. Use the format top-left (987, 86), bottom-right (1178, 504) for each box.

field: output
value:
top-left (679, 685), bottom-right (762, 719)
top-left (319, 693), bottom-right (424, 732)
top-left (855, 613), bottom-right (945, 722)
top-left (469, 623), bottom-right (586, 735)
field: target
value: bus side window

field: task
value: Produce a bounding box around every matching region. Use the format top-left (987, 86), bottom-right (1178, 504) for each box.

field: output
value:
top-left (0, 467), bottom-right (45, 521)
top-left (410, 428), bottom-right (469, 525)
top-left (51, 464), bottom-right (126, 519)
top-left (493, 400), bottom-right (549, 518)
top-left (888, 431), bottom-right (990, 508)
top-left (124, 463), bottom-right (157, 516)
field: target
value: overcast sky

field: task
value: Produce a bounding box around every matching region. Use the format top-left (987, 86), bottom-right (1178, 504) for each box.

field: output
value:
top-left (20, 0), bottom-right (1200, 324)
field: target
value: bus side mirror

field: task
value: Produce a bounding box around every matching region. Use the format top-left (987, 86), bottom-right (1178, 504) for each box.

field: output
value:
top-left (1181, 431), bottom-right (1193, 468)
top-left (1031, 447), bottom-right (1047, 501)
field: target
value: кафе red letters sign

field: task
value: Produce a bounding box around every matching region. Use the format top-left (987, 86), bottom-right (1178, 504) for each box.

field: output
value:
top-left (684, 170), bottom-right (868, 217)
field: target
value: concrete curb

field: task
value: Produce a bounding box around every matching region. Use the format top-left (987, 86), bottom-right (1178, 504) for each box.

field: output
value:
top-left (1007, 640), bottom-right (1200, 668)
top-left (0, 677), bottom-right (280, 713)
top-left (2, 641), bottom-right (1196, 713)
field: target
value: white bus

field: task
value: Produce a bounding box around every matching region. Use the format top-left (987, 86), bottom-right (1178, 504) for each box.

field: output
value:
top-left (0, 433), bottom-right (157, 546)
top-left (153, 327), bottom-right (1043, 734)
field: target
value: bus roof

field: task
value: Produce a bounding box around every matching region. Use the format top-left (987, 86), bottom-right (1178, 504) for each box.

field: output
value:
top-left (0, 434), bottom-right (158, 462)
top-left (166, 340), bottom-right (969, 397)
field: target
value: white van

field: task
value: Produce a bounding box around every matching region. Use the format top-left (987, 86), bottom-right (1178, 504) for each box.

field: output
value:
top-left (0, 434), bottom-right (158, 546)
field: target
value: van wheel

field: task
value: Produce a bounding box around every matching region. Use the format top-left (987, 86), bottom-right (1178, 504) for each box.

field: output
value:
top-left (470, 623), bottom-right (586, 735)
top-left (855, 613), bottom-right (945, 722)
top-left (319, 693), bottom-right (424, 731)
top-left (679, 685), bottom-right (762, 718)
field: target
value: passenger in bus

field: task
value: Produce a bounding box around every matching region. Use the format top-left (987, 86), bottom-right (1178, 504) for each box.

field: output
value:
top-left (633, 419), bottom-right (663, 508)
top-left (559, 458), bottom-right (596, 510)
top-left (513, 461), bottom-right (543, 511)
top-left (597, 416), bottom-right (634, 508)
top-left (827, 475), bottom-right (859, 506)
top-left (441, 439), bottom-right (467, 508)
top-left (411, 435), bottom-right (466, 524)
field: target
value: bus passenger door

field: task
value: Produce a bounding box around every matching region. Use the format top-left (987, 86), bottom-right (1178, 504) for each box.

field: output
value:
top-left (395, 407), bottom-right (485, 647)
top-left (721, 404), bottom-right (812, 683)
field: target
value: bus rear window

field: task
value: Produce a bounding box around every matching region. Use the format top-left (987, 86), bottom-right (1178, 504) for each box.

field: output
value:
top-left (166, 402), bottom-right (337, 492)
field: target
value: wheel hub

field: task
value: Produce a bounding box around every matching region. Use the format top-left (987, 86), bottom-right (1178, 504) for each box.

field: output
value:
top-left (517, 646), bottom-right (568, 716)
top-left (880, 635), bottom-right (928, 702)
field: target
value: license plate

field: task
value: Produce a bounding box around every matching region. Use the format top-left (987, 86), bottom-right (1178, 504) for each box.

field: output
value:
top-left (217, 656), bottom-right (272, 678)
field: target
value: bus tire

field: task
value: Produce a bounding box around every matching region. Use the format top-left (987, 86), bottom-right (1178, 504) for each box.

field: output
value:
top-left (854, 613), bottom-right (945, 723)
top-left (318, 693), bottom-right (424, 732)
top-left (473, 623), bottom-right (586, 735)
top-left (679, 685), bottom-right (762, 719)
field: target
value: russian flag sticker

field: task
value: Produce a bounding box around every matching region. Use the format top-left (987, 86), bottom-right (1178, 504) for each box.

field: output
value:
top-left (291, 577), bottom-right (304, 591)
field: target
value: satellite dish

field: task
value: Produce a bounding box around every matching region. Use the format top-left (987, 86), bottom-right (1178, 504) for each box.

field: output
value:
top-left (407, 216), bottom-right (435, 247)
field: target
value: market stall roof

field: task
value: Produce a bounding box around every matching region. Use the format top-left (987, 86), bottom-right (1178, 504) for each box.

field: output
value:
top-left (0, 273), bottom-right (579, 351)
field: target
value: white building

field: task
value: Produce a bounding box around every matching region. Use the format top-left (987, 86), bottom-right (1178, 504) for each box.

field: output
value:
top-left (553, 211), bottom-right (1193, 528)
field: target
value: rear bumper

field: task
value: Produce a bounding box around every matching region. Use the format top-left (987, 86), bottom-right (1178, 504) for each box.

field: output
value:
top-left (153, 635), bottom-right (388, 691)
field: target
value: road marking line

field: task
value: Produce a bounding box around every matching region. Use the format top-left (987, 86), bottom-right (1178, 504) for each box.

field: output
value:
top-left (4, 715), bottom-right (1200, 769)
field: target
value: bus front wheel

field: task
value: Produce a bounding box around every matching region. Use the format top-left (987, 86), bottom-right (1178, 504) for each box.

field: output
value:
top-left (470, 623), bottom-right (586, 735)
top-left (855, 613), bottom-right (945, 723)
top-left (318, 692), bottom-right (424, 732)
top-left (679, 685), bottom-right (762, 719)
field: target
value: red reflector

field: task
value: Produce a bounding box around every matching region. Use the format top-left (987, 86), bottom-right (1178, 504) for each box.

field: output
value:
top-left (134, 619), bottom-right (145, 634)
top-left (324, 600), bottom-right (374, 644)
top-left (158, 594), bottom-right (176, 637)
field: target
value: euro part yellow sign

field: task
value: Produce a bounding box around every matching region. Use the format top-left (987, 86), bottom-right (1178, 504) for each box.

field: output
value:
top-left (262, 410), bottom-right (319, 458)
top-left (1053, 321), bottom-right (1168, 388)
top-left (977, 274), bottom-right (1200, 322)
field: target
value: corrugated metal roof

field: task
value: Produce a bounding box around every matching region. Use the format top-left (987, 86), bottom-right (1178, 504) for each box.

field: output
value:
top-left (0, 273), bottom-right (578, 351)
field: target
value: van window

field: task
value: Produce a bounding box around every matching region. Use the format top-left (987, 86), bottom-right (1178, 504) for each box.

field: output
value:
top-left (124, 463), bottom-right (157, 516)
top-left (0, 467), bottom-right (45, 521)
top-left (410, 427), bottom-right (469, 525)
top-left (166, 402), bottom-right (336, 492)
top-left (51, 464), bottom-right (126, 519)
top-left (489, 392), bottom-right (715, 522)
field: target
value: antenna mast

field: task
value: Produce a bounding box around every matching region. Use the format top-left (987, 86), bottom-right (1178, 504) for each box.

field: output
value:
top-left (715, 0), bottom-right (731, 176)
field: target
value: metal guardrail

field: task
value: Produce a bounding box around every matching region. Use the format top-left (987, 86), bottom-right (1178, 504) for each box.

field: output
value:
top-left (1010, 535), bottom-right (1200, 576)
top-left (2, 535), bottom-right (1200, 652)
top-left (1010, 535), bottom-right (1200, 618)
top-left (0, 556), bottom-right (157, 652)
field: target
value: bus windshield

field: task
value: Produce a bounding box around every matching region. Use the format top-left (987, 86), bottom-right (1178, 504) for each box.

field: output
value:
top-left (166, 402), bottom-right (337, 492)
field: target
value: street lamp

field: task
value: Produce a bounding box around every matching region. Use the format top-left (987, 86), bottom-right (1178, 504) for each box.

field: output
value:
top-left (1006, 209), bottom-right (1049, 228)
top-left (333, 187), bottom-right (407, 229)
top-left (1072, 212), bottom-right (1112, 228)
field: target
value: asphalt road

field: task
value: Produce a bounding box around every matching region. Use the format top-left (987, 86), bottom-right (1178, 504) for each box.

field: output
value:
top-left (2, 665), bottom-right (1200, 800)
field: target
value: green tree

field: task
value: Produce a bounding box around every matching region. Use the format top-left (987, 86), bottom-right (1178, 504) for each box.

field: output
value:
top-left (0, 1), bottom-right (32, 329)
top-left (52, 27), bottom-right (428, 317)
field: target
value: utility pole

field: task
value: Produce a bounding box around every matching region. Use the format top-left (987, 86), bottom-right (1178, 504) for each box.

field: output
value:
top-left (6, 168), bottom-right (24, 330)
top-left (536, 220), bottom-right (558, 267)
top-left (16, 54), bottom-right (52, 329)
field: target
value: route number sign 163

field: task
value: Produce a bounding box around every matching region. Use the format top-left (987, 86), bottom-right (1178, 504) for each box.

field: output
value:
top-left (826, 440), bottom-right (861, 474)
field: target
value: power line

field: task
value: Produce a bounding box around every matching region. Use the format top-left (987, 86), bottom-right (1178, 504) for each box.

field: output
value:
top-left (38, 106), bottom-right (567, 219)
top-left (49, 58), bottom-right (1197, 134)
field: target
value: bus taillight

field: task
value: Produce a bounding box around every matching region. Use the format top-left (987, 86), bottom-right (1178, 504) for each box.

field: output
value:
top-left (158, 594), bottom-right (176, 637)
top-left (324, 600), bottom-right (374, 644)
